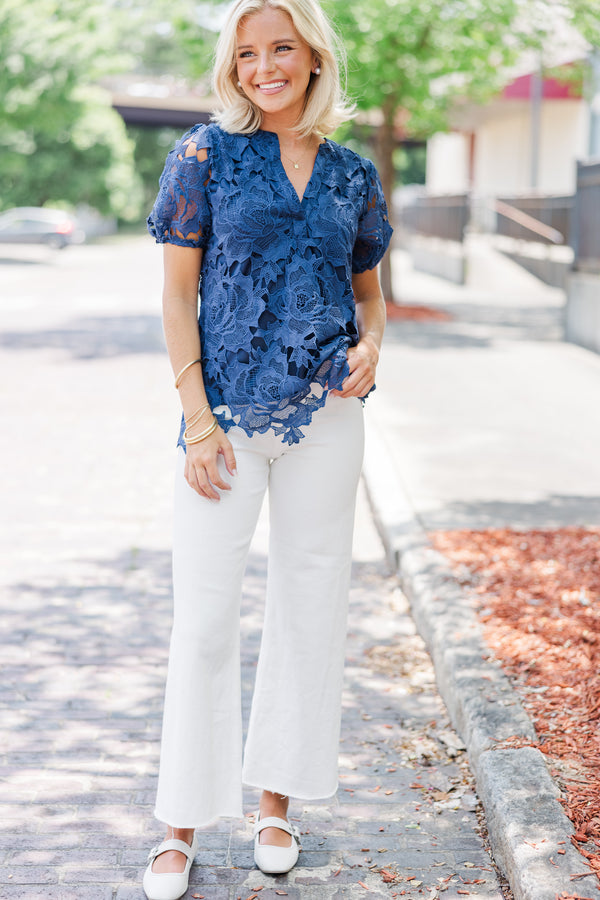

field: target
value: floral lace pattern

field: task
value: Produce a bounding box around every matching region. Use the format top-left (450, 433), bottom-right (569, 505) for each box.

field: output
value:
top-left (148, 124), bottom-right (392, 445)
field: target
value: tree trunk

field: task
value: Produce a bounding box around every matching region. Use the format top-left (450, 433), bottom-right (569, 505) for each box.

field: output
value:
top-left (374, 105), bottom-right (397, 303)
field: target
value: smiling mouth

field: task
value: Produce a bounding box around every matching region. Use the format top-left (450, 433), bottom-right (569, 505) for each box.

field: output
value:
top-left (257, 81), bottom-right (287, 91)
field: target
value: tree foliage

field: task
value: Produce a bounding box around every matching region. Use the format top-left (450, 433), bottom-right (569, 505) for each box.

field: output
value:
top-left (0, 0), bottom-right (142, 218)
top-left (322, 0), bottom-right (530, 296)
top-left (322, 0), bottom-right (600, 298)
top-left (330, 0), bottom-right (523, 127)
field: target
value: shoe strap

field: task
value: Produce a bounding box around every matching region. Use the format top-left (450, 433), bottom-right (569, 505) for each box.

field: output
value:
top-left (254, 816), bottom-right (300, 843)
top-left (147, 838), bottom-right (196, 864)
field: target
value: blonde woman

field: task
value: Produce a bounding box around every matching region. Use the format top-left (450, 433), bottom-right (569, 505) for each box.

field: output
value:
top-left (144, 0), bottom-right (392, 896)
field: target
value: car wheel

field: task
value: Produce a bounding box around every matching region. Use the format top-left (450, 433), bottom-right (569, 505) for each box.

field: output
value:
top-left (47, 235), bottom-right (67, 249)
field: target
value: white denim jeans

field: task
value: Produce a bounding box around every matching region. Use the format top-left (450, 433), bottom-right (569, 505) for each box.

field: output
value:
top-left (154, 394), bottom-right (365, 828)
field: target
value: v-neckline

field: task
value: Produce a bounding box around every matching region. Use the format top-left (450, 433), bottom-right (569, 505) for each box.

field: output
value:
top-left (260, 130), bottom-right (327, 206)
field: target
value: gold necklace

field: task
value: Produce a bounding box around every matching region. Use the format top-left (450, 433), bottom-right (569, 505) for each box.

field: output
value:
top-left (280, 142), bottom-right (313, 170)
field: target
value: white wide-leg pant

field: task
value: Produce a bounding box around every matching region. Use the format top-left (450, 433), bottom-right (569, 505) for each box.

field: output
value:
top-left (154, 394), bottom-right (364, 828)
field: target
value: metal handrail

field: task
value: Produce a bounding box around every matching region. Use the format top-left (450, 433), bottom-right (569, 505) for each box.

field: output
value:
top-left (494, 199), bottom-right (564, 245)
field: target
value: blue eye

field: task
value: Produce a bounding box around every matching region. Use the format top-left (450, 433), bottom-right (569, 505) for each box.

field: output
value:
top-left (276, 45), bottom-right (292, 51)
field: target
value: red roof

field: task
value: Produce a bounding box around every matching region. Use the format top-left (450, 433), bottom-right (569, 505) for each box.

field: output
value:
top-left (502, 70), bottom-right (582, 100)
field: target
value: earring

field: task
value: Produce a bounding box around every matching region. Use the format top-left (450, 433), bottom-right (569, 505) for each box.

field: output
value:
top-left (237, 80), bottom-right (241, 87)
top-left (314, 66), bottom-right (321, 75)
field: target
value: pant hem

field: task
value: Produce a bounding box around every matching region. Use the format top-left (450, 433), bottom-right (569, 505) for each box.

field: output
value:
top-left (241, 778), bottom-right (339, 802)
top-left (153, 808), bottom-right (243, 829)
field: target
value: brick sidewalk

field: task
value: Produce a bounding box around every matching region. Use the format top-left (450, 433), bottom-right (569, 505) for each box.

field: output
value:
top-left (0, 239), bottom-right (509, 899)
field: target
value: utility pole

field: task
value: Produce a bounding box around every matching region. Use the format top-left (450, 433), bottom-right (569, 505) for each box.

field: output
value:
top-left (589, 49), bottom-right (600, 158)
top-left (530, 63), bottom-right (543, 189)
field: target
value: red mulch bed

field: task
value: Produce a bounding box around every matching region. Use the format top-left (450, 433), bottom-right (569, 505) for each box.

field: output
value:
top-left (385, 300), bottom-right (452, 322)
top-left (429, 527), bottom-right (600, 887)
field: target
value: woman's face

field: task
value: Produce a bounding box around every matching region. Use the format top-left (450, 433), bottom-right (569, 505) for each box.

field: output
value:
top-left (236, 6), bottom-right (318, 130)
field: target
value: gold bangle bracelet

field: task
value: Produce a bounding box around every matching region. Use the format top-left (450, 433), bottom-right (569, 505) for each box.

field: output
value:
top-left (185, 414), bottom-right (217, 439)
top-left (184, 421), bottom-right (218, 444)
top-left (185, 404), bottom-right (211, 429)
top-left (174, 358), bottom-right (202, 389)
top-left (183, 417), bottom-right (218, 444)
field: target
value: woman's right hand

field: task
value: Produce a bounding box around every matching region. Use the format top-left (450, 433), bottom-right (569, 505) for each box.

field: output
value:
top-left (184, 427), bottom-right (237, 500)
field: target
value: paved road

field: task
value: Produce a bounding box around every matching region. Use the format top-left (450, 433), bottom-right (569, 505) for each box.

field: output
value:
top-left (0, 238), bottom-right (509, 898)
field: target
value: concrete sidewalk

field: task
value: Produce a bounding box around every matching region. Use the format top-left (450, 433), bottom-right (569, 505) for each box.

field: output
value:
top-left (363, 238), bottom-right (600, 900)
top-left (0, 237), bottom-right (510, 899)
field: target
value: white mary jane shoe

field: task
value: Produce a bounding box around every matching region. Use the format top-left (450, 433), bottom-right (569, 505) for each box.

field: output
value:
top-left (253, 815), bottom-right (301, 875)
top-left (143, 835), bottom-right (198, 900)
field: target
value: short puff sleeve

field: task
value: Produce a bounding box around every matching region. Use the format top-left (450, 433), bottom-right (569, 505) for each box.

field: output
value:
top-left (352, 159), bottom-right (393, 273)
top-left (147, 125), bottom-right (212, 249)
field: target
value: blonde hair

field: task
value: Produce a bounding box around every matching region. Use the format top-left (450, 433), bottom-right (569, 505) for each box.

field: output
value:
top-left (212, 0), bottom-right (355, 137)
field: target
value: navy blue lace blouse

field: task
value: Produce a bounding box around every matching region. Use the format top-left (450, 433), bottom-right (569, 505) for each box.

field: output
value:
top-left (148, 123), bottom-right (392, 445)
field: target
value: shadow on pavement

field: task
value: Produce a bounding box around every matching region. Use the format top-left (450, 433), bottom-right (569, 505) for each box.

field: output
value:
top-left (0, 314), bottom-right (165, 359)
top-left (421, 493), bottom-right (600, 532)
top-left (384, 301), bottom-right (564, 350)
top-left (0, 256), bottom-right (46, 266)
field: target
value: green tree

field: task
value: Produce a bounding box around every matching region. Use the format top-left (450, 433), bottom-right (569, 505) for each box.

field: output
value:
top-left (0, 0), bottom-right (142, 219)
top-left (326, 0), bottom-right (600, 299)
top-left (105, 0), bottom-right (208, 78)
top-left (325, 0), bottom-right (531, 299)
top-left (128, 125), bottom-right (183, 215)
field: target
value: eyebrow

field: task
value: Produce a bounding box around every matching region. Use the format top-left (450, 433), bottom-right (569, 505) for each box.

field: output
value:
top-left (236, 37), bottom-right (299, 50)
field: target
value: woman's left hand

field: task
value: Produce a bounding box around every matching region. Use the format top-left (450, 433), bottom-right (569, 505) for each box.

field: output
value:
top-left (330, 336), bottom-right (379, 399)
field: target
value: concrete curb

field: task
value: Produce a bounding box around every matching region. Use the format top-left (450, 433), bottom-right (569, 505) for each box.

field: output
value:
top-left (362, 408), bottom-right (600, 900)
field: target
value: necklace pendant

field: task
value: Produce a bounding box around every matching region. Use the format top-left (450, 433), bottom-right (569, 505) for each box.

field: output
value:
top-left (294, 163), bottom-right (299, 169)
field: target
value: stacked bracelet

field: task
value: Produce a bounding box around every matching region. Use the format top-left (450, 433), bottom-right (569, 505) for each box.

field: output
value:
top-left (174, 358), bottom-right (202, 389)
top-left (183, 416), bottom-right (218, 444)
top-left (184, 404), bottom-right (211, 430)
